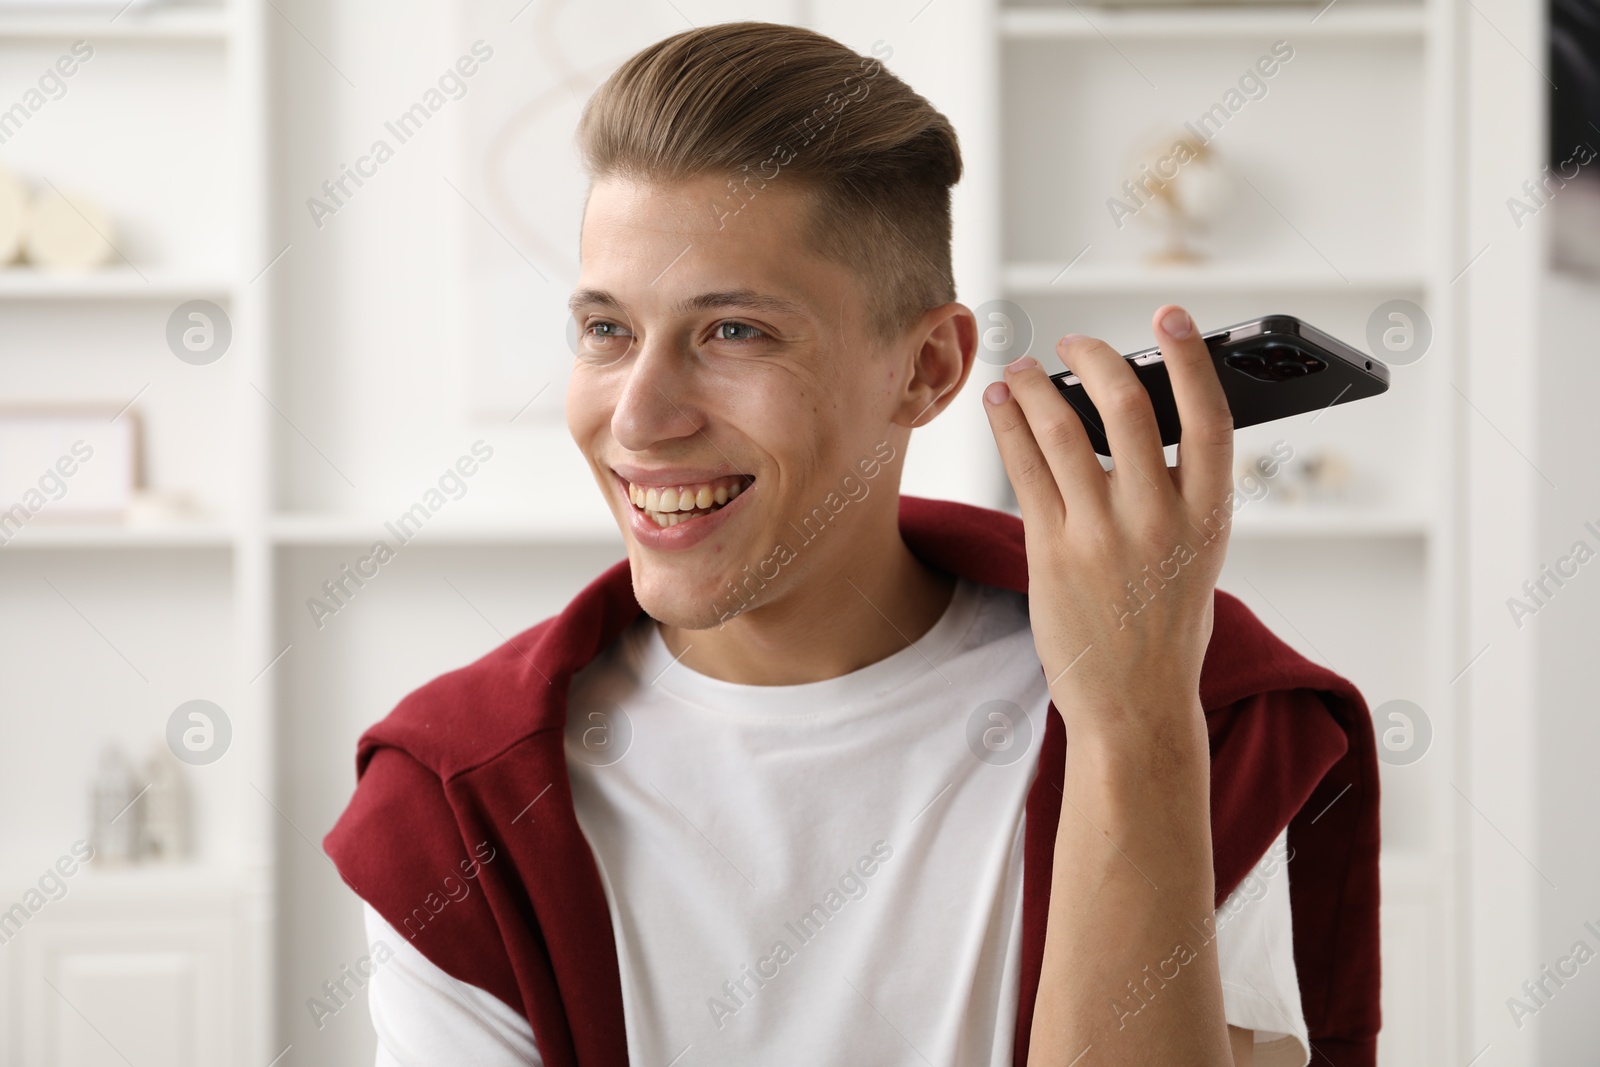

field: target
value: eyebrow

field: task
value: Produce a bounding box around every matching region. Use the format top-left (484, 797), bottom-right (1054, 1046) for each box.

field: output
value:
top-left (566, 287), bottom-right (809, 320)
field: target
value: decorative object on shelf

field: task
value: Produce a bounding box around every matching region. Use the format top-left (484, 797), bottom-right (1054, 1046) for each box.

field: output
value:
top-left (1118, 126), bottom-right (1238, 265)
top-left (86, 741), bottom-right (190, 867)
top-left (126, 487), bottom-right (202, 526)
top-left (89, 743), bottom-right (141, 866)
top-left (23, 186), bottom-right (115, 272)
top-left (0, 406), bottom-right (140, 529)
top-left (1238, 446), bottom-right (1354, 506)
top-left (0, 165), bottom-right (24, 265)
top-left (138, 743), bottom-right (189, 862)
top-left (1290, 449), bottom-right (1353, 505)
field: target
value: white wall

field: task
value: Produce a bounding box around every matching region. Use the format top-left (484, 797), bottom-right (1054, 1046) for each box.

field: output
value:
top-left (1533, 265), bottom-right (1600, 1063)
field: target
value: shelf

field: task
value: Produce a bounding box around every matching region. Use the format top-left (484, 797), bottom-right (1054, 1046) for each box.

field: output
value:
top-left (270, 513), bottom-right (625, 547)
top-left (0, 6), bottom-right (231, 41)
top-left (1004, 260), bottom-right (1427, 294)
top-left (0, 267), bottom-right (233, 301)
top-left (1227, 505), bottom-right (1430, 538)
top-left (0, 521), bottom-right (235, 548)
top-left (1000, 3), bottom-right (1426, 40)
top-left (57, 861), bottom-right (243, 898)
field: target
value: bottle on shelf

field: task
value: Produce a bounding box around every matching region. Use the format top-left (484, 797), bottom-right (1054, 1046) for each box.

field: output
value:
top-left (88, 743), bottom-right (141, 866)
top-left (139, 743), bottom-right (188, 863)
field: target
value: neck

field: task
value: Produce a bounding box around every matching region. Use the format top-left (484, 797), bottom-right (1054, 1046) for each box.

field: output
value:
top-left (657, 502), bottom-right (958, 686)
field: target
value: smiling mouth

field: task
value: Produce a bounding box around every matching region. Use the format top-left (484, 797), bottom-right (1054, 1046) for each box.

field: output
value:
top-left (625, 474), bottom-right (755, 527)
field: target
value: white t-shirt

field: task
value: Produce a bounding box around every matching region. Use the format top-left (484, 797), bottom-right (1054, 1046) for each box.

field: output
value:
top-left (365, 576), bottom-right (1310, 1066)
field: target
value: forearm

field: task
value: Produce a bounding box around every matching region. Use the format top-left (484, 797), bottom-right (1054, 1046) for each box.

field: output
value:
top-left (1026, 701), bottom-right (1232, 1066)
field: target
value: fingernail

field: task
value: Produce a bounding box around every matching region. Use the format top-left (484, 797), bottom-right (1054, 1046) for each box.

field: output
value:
top-left (1005, 355), bottom-right (1037, 373)
top-left (1060, 333), bottom-right (1087, 346)
top-left (1161, 308), bottom-right (1192, 338)
top-left (984, 380), bottom-right (1010, 404)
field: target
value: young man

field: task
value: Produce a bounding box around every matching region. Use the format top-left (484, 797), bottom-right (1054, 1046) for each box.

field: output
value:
top-left (325, 21), bottom-right (1381, 1067)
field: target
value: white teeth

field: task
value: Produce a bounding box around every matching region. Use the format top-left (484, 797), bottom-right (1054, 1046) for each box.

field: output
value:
top-left (626, 474), bottom-right (752, 527)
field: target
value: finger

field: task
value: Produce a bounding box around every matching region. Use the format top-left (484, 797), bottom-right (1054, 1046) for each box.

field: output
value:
top-left (1150, 305), bottom-right (1234, 517)
top-left (1055, 333), bottom-right (1169, 505)
top-left (999, 353), bottom-right (1112, 525)
top-left (982, 371), bottom-right (1065, 528)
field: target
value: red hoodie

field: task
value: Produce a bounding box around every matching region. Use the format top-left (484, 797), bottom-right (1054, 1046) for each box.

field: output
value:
top-left (324, 493), bottom-right (1382, 1065)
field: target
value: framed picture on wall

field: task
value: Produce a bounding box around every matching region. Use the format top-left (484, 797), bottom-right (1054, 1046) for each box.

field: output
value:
top-left (0, 406), bottom-right (139, 525)
top-left (445, 0), bottom-right (697, 423)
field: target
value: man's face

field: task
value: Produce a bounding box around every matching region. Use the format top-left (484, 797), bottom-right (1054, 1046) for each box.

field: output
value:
top-left (566, 174), bottom-right (915, 630)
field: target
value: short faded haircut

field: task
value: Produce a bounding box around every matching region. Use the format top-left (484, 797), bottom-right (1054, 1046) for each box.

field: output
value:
top-left (575, 21), bottom-right (963, 346)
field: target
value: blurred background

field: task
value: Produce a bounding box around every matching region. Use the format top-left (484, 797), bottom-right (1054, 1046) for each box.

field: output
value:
top-left (0, 0), bottom-right (1594, 1063)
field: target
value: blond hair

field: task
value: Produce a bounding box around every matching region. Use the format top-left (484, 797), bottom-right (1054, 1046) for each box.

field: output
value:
top-left (575, 21), bottom-right (963, 345)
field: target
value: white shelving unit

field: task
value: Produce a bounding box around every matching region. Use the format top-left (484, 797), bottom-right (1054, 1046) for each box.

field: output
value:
top-left (268, 511), bottom-right (624, 546)
top-left (0, 523), bottom-right (237, 548)
top-left (0, 266), bottom-right (234, 299)
top-left (1002, 260), bottom-right (1428, 293)
top-left (0, 7), bottom-right (233, 41)
top-left (0, 1), bottom-right (272, 1064)
top-left (0, 0), bottom-right (1494, 1062)
top-left (994, 0), bottom-right (1461, 1060)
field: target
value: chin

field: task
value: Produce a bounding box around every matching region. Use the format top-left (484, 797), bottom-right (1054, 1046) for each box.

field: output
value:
top-left (630, 571), bottom-right (746, 631)
top-left (614, 496), bottom-right (771, 630)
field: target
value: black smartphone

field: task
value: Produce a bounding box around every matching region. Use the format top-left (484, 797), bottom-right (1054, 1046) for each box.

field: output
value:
top-left (1049, 314), bottom-right (1390, 457)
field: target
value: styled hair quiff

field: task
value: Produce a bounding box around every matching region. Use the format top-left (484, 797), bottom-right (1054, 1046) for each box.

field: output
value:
top-left (575, 21), bottom-right (964, 346)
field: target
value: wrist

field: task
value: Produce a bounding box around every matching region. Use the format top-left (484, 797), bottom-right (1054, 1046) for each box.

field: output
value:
top-left (1055, 718), bottom-right (1214, 869)
top-left (1063, 720), bottom-right (1210, 797)
top-left (1052, 686), bottom-right (1208, 759)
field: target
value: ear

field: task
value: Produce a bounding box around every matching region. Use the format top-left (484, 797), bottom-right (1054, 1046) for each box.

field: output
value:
top-left (893, 302), bottom-right (977, 429)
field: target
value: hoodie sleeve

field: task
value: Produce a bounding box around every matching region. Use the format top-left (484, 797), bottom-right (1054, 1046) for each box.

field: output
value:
top-left (324, 743), bottom-right (525, 1016)
top-left (1206, 685), bottom-right (1381, 1065)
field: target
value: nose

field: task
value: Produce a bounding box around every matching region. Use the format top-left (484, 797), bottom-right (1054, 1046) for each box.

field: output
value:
top-left (610, 331), bottom-right (705, 453)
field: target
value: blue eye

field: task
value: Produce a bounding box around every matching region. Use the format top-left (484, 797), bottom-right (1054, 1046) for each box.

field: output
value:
top-left (716, 321), bottom-right (766, 343)
top-left (575, 319), bottom-right (632, 364)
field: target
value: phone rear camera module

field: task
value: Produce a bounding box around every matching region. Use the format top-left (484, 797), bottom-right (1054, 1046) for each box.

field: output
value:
top-left (1226, 350), bottom-right (1267, 372)
top-left (1224, 341), bottom-right (1327, 383)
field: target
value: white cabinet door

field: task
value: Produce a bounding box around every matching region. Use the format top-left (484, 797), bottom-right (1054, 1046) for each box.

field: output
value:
top-left (11, 885), bottom-right (237, 1067)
